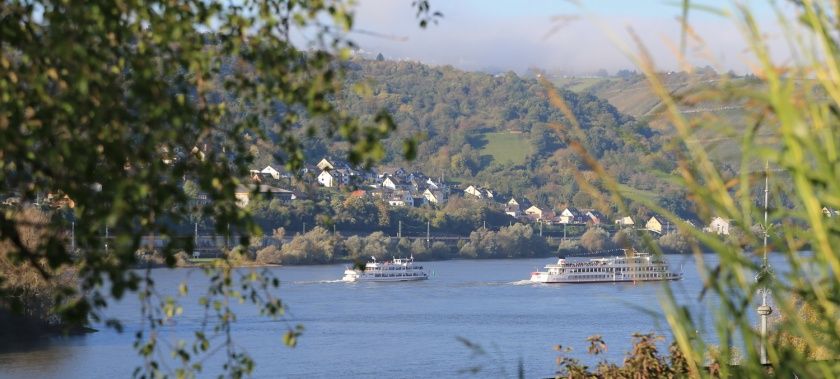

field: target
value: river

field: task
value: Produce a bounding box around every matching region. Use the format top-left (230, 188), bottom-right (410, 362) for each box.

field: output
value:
top-left (0, 253), bottom-right (783, 378)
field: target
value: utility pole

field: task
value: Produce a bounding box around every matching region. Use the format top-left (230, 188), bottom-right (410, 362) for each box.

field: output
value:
top-left (757, 160), bottom-right (773, 366)
top-left (398, 220), bottom-right (402, 238)
top-left (333, 224), bottom-right (337, 236)
top-left (483, 220), bottom-right (486, 230)
top-left (104, 226), bottom-right (109, 255)
top-left (194, 222), bottom-right (199, 248)
top-left (539, 221), bottom-right (543, 237)
top-left (426, 220), bottom-right (430, 248)
top-left (302, 222), bottom-right (306, 235)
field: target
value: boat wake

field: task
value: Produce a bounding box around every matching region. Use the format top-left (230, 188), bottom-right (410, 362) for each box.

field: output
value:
top-left (292, 279), bottom-right (344, 285)
top-left (509, 280), bottom-right (535, 286)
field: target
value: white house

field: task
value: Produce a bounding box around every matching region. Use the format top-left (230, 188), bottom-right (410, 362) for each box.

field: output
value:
top-left (525, 205), bottom-right (554, 222)
top-left (704, 217), bottom-right (731, 236)
top-left (234, 185), bottom-right (295, 207)
top-left (426, 178), bottom-right (441, 190)
top-left (316, 158), bottom-right (335, 171)
top-left (505, 198), bottom-right (521, 218)
top-left (645, 216), bottom-right (663, 234)
top-left (423, 189), bottom-right (445, 205)
top-left (464, 185), bottom-right (493, 199)
top-left (317, 170), bottom-right (340, 187)
top-left (260, 165), bottom-right (281, 180)
top-left (382, 175), bottom-right (405, 190)
top-left (615, 216), bottom-right (635, 227)
top-left (558, 207), bottom-right (582, 224)
top-left (388, 190), bottom-right (414, 207)
top-left (822, 206), bottom-right (840, 217)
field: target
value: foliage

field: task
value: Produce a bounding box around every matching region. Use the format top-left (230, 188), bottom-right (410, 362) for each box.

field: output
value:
top-left (0, 0), bottom-right (435, 376)
top-left (276, 227), bottom-right (340, 264)
top-left (611, 228), bottom-right (642, 251)
top-left (560, 1), bottom-right (840, 376)
top-left (0, 207), bottom-right (76, 328)
top-left (557, 239), bottom-right (583, 256)
top-left (553, 334), bottom-right (686, 378)
top-left (266, 58), bottom-right (681, 214)
top-left (579, 227), bottom-right (611, 253)
top-left (657, 230), bottom-right (694, 255)
top-left (459, 224), bottom-right (551, 258)
top-left (774, 295), bottom-right (839, 361)
top-left (255, 245), bottom-right (282, 265)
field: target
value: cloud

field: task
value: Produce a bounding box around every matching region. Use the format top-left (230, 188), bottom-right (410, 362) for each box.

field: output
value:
top-left (349, 0), bottom-right (790, 74)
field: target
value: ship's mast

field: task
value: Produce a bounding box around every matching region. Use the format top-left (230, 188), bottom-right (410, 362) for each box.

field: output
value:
top-left (757, 160), bottom-right (772, 365)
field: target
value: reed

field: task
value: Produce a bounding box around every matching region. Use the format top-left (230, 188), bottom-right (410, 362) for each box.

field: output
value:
top-left (553, 1), bottom-right (840, 376)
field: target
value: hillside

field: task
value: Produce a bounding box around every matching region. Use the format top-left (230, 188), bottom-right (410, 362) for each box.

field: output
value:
top-left (554, 70), bottom-right (775, 165)
top-left (552, 70), bottom-right (751, 118)
top-left (249, 59), bottom-right (696, 220)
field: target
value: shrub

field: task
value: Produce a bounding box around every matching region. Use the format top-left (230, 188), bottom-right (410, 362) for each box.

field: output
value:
top-left (256, 245), bottom-right (283, 264)
top-left (579, 227), bottom-right (611, 253)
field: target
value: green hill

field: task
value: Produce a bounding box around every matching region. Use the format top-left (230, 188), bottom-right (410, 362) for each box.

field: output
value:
top-left (250, 59), bottom-right (696, 219)
top-left (470, 131), bottom-right (532, 165)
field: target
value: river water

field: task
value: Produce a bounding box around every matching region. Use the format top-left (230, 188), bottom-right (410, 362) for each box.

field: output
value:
top-left (0, 254), bottom-right (785, 378)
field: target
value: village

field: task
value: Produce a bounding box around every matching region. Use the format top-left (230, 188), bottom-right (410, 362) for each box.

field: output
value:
top-left (235, 156), bottom-right (739, 238)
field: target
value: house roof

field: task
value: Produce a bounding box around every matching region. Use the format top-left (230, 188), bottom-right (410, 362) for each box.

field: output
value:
top-left (378, 166), bottom-right (406, 176)
top-left (563, 207), bottom-right (581, 215)
top-left (383, 175), bottom-right (405, 185)
top-left (236, 184), bottom-right (293, 194)
top-left (586, 210), bottom-right (607, 220)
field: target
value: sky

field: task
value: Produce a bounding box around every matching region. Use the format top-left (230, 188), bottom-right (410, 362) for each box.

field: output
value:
top-left (348, 0), bottom-right (791, 75)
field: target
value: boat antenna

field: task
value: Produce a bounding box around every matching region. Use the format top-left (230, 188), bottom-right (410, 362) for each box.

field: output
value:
top-left (757, 160), bottom-right (773, 366)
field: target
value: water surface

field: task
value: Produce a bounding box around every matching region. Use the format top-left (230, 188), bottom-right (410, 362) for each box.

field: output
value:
top-left (0, 254), bottom-right (784, 378)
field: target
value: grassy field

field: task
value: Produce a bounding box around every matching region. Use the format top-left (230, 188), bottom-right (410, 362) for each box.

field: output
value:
top-left (476, 131), bottom-right (533, 165)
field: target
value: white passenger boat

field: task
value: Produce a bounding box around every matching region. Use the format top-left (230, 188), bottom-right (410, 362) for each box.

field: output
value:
top-left (341, 256), bottom-right (429, 282)
top-left (530, 250), bottom-right (682, 283)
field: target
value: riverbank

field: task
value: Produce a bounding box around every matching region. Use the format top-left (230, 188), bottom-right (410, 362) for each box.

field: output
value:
top-left (0, 310), bottom-right (96, 346)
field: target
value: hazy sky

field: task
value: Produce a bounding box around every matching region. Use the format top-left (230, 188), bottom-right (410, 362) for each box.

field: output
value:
top-left (349, 0), bottom-right (789, 74)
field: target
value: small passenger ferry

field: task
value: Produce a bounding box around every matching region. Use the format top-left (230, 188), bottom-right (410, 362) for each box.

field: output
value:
top-left (529, 249), bottom-right (682, 284)
top-left (341, 256), bottom-right (429, 282)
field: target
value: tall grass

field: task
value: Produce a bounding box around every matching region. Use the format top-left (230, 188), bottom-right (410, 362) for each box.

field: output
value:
top-left (550, 1), bottom-right (840, 376)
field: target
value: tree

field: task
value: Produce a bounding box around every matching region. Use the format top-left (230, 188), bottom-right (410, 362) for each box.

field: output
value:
top-left (580, 227), bottom-right (611, 252)
top-left (0, 0), bottom-right (437, 376)
top-left (657, 231), bottom-right (693, 254)
top-left (0, 207), bottom-right (78, 332)
top-left (376, 52), bottom-right (385, 61)
top-left (612, 228), bottom-right (641, 250)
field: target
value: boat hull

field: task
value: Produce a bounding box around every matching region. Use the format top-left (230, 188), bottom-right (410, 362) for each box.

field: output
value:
top-left (530, 273), bottom-right (682, 284)
top-left (342, 272), bottom-right (429, 283)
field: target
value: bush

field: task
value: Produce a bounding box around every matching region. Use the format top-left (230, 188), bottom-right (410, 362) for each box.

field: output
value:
top-left (557, 239), bottom-right (582, 256)
top-left (612, 228), bottom-right (642, 250)
top-left (279, 227), bottom-right (339, 264)
top-left (256, 245), bottom-right (283, 264)
top-left (657, 231), bottom-right (693, 254)
top-left (458, 224), bottom-right (551, 258)
top-left (0, 207), bottom-right (78, 327)
top-left (580, 227), bottom-right (611, 253)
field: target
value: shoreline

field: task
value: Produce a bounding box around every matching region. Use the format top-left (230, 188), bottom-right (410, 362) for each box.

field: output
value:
top-left (136, 250), bottom-right (741, 270)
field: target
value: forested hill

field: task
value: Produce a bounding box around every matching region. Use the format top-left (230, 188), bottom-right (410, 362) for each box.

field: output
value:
top-left (331, 59), bottom-right (683, 217)
top-left (257, 58), bottom-right (692, 219)
top-left (336, 59), bottom-right (656, 164)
